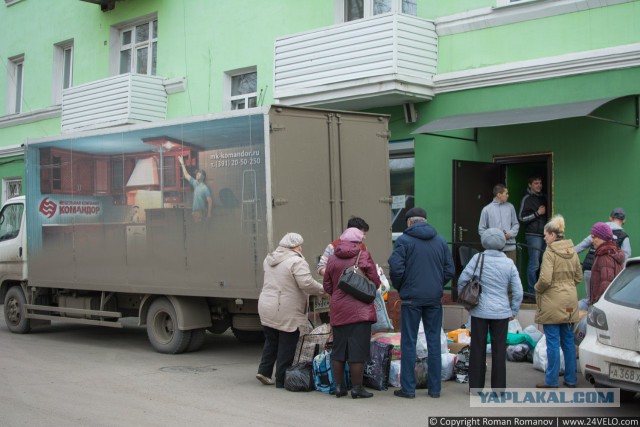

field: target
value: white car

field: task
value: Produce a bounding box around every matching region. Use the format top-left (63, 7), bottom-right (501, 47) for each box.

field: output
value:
top-left (579, 257), bottom-right (640, 401)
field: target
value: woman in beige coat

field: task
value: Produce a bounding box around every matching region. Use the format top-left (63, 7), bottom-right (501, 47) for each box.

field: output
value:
top-left (534, 215), bottom-right (582, 389)
top-left (256, 233), bottom-right (325, 388)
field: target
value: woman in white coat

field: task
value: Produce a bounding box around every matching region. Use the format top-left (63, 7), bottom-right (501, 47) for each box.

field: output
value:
top-left (256, 233), bottom-right (325, 388)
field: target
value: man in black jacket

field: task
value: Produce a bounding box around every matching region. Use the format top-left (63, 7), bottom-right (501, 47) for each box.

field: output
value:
top-left (518, 176), bottom-right (547, 294)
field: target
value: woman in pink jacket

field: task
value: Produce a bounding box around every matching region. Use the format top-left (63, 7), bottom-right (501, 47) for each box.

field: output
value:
top-left (323, 227), bottom-right (380, 399)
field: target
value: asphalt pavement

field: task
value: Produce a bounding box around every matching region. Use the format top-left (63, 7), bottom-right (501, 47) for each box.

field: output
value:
top-left (0, 309), bottom-right (637, 427)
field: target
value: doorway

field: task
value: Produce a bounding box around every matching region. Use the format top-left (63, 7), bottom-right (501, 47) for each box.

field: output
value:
top-left (451, 153), bottom-right (552, 299)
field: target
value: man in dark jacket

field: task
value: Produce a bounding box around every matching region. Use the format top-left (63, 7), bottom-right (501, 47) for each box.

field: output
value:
top-left (388, 207), bottom-right (455, 399)
top-left (518, 176), bottom-right (547, 294)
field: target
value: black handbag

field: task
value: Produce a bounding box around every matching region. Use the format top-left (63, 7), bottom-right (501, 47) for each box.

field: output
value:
top-left (458, 253), bottom-right (484, 310)
top-left (338, 250), bottom-right (376, 303)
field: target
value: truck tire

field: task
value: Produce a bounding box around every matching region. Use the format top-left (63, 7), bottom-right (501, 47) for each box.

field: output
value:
top-left (4, 286), bottom-right (31, 334)
top-left (231, 327), bottom-right (265, 343)
top-left (185, 328), bottom-right (206, 352)
top-left (146, 298), bottom-right (192, 354)
top-left (207, 317), bottom-right (231, 334)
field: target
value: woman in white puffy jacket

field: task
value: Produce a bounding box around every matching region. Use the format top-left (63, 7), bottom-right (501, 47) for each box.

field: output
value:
top-left (458, 228), bottom-right (523, 392)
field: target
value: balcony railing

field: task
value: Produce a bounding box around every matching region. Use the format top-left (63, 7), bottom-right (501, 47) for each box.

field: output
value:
top-left (274, 13), bottom-right (437, 110)
top-left (61, 73), bottom-right (167, 132)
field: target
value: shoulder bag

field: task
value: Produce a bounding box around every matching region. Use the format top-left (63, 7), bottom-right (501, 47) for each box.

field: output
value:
top-left (338, 250), bottom-right (376, 304)
top-left (458, 253), bottom-right (484, 310)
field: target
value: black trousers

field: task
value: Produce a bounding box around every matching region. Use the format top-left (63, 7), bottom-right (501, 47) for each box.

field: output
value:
top-left (257, 326), bottom-right (300, 387)
top-left (469, 316), bottom-right (509, 391)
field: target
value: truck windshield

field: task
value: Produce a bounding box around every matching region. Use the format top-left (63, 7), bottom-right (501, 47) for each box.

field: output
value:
top-left (0, 203), bottom-right (23, 242)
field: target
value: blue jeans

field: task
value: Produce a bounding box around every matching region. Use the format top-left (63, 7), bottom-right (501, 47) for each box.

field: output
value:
top-left (525, 235), bottom-right (545, 293)
top-left (400, 301), bottom-right (442, 395)
top-left (543, 324), bottom-right (577, 386)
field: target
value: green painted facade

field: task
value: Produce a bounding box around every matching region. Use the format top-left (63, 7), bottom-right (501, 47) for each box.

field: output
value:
top-left (1, 0), bottom-right (640, 297)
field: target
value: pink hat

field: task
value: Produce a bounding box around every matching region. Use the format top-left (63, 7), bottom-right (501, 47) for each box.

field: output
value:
top-left (591, 222), bottom-right (613, 241)
top-left (340, 227), bottom-right (364, 243)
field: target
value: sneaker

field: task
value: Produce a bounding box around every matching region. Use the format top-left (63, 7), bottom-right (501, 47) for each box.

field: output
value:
top-left (256, 373), bottom-right (275, 385)
top-left (563, 382), bottom-right (576, 388)
top-left (428, 392), bottom-right (441, 398)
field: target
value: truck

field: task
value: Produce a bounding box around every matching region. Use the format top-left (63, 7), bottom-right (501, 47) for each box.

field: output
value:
top-left (0, 106), bottom-right (392, 353)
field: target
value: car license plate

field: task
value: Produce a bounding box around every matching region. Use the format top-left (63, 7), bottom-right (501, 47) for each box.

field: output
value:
top-left (609, 364), bottom-right (640, 384)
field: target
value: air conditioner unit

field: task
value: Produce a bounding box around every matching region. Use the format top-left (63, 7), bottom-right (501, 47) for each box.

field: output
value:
top-left (403, 103), bottom-right (418, 124)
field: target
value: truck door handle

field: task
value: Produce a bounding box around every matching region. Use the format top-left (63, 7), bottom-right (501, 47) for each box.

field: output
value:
top-left (19, 246), bottom-right (22, 257)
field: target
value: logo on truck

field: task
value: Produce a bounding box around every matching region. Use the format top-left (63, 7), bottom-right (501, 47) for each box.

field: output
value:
top-left (39, 197), bottom-right (57, 218)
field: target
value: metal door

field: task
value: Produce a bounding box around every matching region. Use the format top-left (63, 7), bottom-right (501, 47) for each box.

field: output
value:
top-left (452, 160), bottom-right (504, 298)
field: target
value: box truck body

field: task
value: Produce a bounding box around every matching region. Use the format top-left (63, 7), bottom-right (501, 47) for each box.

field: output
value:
top-left (0, 106), bottom-right (392, 353)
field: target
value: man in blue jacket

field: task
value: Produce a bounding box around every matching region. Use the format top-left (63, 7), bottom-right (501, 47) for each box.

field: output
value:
top-left (389, 207), bottom-right (455, 399)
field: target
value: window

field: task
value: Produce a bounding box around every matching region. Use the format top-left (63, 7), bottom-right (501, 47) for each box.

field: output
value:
top-left (2, 178), bottom-right (21, 203)
top-left (226, 69), bottom-right (257, 111)
top-left (119, 18), bottom-right (158, 75)
top-left (0, 202), bottom-right (23, 242)
top-left (341, 0), bottom-right (416, 22)
top-left (389, 139), bottom-right (414, 238)
top-left (53, 41), bottom-right (73, 105)
top-left (6, 55), bottom-right (24, 114)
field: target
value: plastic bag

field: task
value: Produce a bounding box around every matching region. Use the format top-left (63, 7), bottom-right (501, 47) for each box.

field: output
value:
top-left (523, 324), bottom-right (543, 344)
top-left (508, 319), bottom-right (523, 334)
top-left (364, 341), bottom-right (393, 390)
top-left (506, 344), bottom-right (529, 362)
top-left (372, 290), bottom-right (393, 333)
top-left (416, 324), bottom-right (449, 359)
top-left (574, 316), bottom-right (587, 346)
top-left (415, 357), bottom-right (429, 389)
top-left (389, 360), bottom-right (401, 388)
top-left (377, 265), bottom-right (391, 295)
top-left (284, 362), bottom-right (315, 392)
top-left (442, 352), bottom-right (455, 381)
top-left (416, 321), bottom-right (428, 358)
top-left (532, 335), bottom-right (565, 374)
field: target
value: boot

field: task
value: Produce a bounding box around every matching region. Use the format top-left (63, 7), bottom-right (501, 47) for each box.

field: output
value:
top-left (334, 384), bottom-right (348, 398)
top-left (351, 385), bottom-right (373, 399)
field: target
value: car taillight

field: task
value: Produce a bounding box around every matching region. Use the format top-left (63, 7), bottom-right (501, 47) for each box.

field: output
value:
top-left (586, 306), bottom-right (608, 331)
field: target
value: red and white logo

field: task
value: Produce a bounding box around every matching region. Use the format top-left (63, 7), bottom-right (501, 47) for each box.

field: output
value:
top-left (39, 197), bottom-right (57, 218)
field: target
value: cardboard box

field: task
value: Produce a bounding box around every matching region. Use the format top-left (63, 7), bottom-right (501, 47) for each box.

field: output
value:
top-left (448, 342), bottom-right (469, 354)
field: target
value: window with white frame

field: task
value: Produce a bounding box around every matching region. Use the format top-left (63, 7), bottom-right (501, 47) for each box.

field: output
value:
top-left (118, 18), bottom-right (158, 75)
top-left (52, 40), bottom-right (73, 105)
top-left (6, 55), bottom-right (24, 115)
top-left (340, 0), bottom-right (417, 22)
top-left (2, 178), bottom-right (21, 203)
top-left (226, 69), bottom-right (257, 111)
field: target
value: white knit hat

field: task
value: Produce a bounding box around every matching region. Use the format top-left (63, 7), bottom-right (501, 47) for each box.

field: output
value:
top-left (279, 232), bottom-right (304, 248)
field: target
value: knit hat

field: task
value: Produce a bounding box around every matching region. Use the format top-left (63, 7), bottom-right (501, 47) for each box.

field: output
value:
top-left (610, 208), bottom-right (626, 221)
top-left (279, 232), bottom-right (304, 248)
top-left (340, 227), bottom-right (364, 243)
top-left (481, 228), bottom-right (506, 250)
top-left (405, 207), bottom-right (427, 222)
top-left (591, 222), bottom-right (613, 241)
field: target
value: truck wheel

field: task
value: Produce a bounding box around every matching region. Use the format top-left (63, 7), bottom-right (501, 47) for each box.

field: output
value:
top-left (146, 298), bottom-right (192, 354)
top-left (4, 286), bottom-right (31, 334)
top-left (231, 327), bottom-right (265, 343)
top-left (185, 328), bottom-right (206, 352)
